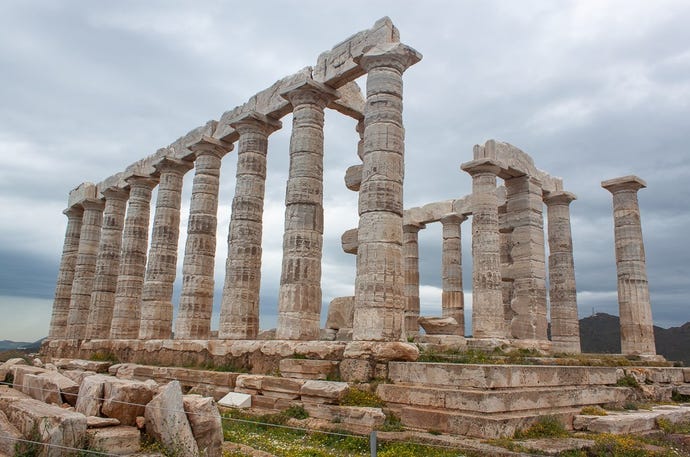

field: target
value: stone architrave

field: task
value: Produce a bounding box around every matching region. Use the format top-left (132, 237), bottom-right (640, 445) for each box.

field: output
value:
top-left (276, 79), bottom-right (338, 340)
top-left (85, 187), bottom-right (130, 339)
top-left (602, 176), bottom-right (656, 355)
top-left (440, 214), bottom-right (466, 336)
top-left (66, 198), bottom-right (105, 340)
top-left (48, 206), bottom-right (84, 339)
top-left (461, 159), bottom-right (506, 338)
top-left (175, 138), bottom-right (232, 340)
top-left (139, 158), bottom-right (193, 340)
top-left (110, 175), bottom-right (158, 339)
top-left (504, 175), bottom-right (548, 340)
top-left (219, 112), bottom-right (281, 339)
top-left (403, 222), bottom-right (424, 337)
top-left (544, 191), bottom-right (581, 353)
top-left (352, 43), bottom-right (422, 341)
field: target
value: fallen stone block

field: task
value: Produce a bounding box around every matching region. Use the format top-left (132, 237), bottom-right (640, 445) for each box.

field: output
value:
top-left (300, 380), bottom-right (349, 404)
top-left (303, 404), bottom-right (385, 428)
top-left (75, 374), bottom-right (111, 417)
top-left (145, 381), bottom-right (198, 456)
top-left (0, 410), bottom-right (21, 456)
top-left (101, 377), bottom-right (155, 426)
top-left (183, 395), bottom-right (223, 457)
top-left (86, 425), bottom-right (141, 455)
top-left (61, 370), bottom-right (97, 386)
top-left (0, 357), bottom-right (27, 382)
top-left (86, 416), bottom-right (120, 428)
top-left (218, 392), bottom-right (251, 409)
top-left (11, 366), bottom-right (46, 392)
top-left (53, 359), bottom-right (112, 373)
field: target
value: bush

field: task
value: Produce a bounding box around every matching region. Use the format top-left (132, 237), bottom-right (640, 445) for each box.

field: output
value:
top-left (514, 415), bottom-right (569, 439)
top-left (339, 388), bottom-right (385, 408)
top-left (580, 405), bottom-right (608, 416)
top-left (616, 374), bottom-right (640, 388)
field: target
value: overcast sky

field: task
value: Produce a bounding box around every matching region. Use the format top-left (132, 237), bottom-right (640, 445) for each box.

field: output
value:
top-left (1, 1), bottom-right (688, 342)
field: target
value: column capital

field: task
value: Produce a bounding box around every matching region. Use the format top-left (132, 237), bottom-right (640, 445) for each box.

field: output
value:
top-left (188, 135), bottom-right (234, 159)
top-left (602, 175), bottom-right (646, 194)
top-left (80, 197), bottom-right (105, 211)
top-left (544, 190), bottom-right (577, 206)
top-left (403, 221), bottom-right (425, 233)
top-left (101, 186), bottom-right (130, 201)
top-left (280, 78), bottom-right (339, 108)
top-left (63, 206), bottom-right (84, 218)
top-left (461, 158), bottom-right (503, 177)
top-left (229, 110), bottom-right (282, 135)
top-left (125, 174), bottom-right (159, 190)
top-left (440, 213), bottom-right (468, 225)
top-left (356, 42), bottom-right (422, 73)
top-left (153, 157), bottom-right (194, 176)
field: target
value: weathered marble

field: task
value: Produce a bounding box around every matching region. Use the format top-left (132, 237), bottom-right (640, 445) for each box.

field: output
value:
top-left (219, 111), bottom-right (281, 339)
top-left (440, 214), bottom-right (466, 335)
top-left (602, 175), bottom-right (656, 355)
top-left (403, 222), bottom-right (423, 337)
top-left (139, 158), bottom-right (193, 340)
top-left (110, 175), bottom-right (158, 339)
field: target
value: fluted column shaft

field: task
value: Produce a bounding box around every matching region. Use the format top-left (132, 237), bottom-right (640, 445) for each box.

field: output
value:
top-left (66, 198), bottom-right (105, 339)
top-left (48, 207), bottom-right (84, 339)
top-left (219, 112), bottom-right (281, 339)
top-left (602, 176), bottom-right (656, 355)
top-left (277, 81), bottom-right (337, 340)
top-left (461, 159), bottom-right (506, 338)
top-left (403, 222), bottom-right (423, 337)
top-left (440, 214), bottom-right (466, 335)
top-left (139, 158), bottom-right (193, 340)
top-left (110, 176), bottom-right (158, 339)
top-left (545, 191), bottom-right (580, 353)
top-left (352, 43), bottom-right (421, 341)
top-left (175, 141), bottom-right (230, 339)
top-left (85, 188), bottom-right (130, 339)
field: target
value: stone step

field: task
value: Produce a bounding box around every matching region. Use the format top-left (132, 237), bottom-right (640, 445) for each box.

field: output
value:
top-left (388, 362), bottom-right (617, 388)
top-left (573, 405), bottom-right (690, 434)
top-left (377, 384), bottom-right (628, 413)
top-left (397, 404), bottom-right (581, 439)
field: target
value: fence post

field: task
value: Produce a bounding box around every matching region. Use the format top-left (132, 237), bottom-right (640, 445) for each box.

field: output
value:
top-left (370, 430), bottom-right (377, 456)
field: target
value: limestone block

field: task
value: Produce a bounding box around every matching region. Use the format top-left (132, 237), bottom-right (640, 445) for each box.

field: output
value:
top-left (343, 341), bottom-right (419, 362)
top-left (341, 229), bottom-right (358, 254)
top-left (67, 182), bottom-right (97, 208)
top-left (101, 378), bottom-right (155, 426)
top-left (684, 368), bottom-right (690, 383)
top-left (261, 377), bottom-right (305, 396)
top-left (344, 164), bottom-right (363, 191)
top-left (53, 359), bottom-right (112, 373)
top-left (75, 374), bottom-right (110, 417)
top-left (339, 359), bottom-right (373, 383)
top-left (183, 395), bottom-right (223, 457)
top-left (0, 358), bottom-right (26, 382)
top-left (235, 375), bottom-right (263, 391)
top-left (0, 410), bottom-right (21, 456)
top-left (303, 404), bottom-right (385, 428)
top-left (325, 296), bottom-right (355, 330)
top-left (86, 416), bottom-right (120, 428)
top-left (61, 370), bottom-right (96, 386)
top-left (418, 316), bottom-right (461, 335)
top-left (188, 385), bottom-right (232, 402)
top-left (145, 381), bottom-right (199, 457)
top-left (23, 371), bottom-right (79, 405)
top-left (217, 392), bottom-right (251, 409)
top-left (279, 359), bottom-right (339, 380)
top-left (86, 426), bottom-right (141, 455)
top-left (300, 381), bottom-right (349, 404)
top-left (3, 397), bottom-right (87, 457)
top-left (12, 366), bottom-right (46, 392)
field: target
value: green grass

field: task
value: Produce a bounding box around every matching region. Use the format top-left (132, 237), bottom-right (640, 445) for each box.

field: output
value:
top-left (513, 415), bottom-right (569, 439)
top-left (580, 405), bottom-right (608, 416)
top-left (88, 351), bottom-right (119, 363)
top-left (339, 388), bottom-right (385, 408)
top-left (616, 374), bottom-right (640, 388)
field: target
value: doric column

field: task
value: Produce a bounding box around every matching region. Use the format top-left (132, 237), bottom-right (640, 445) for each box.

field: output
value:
top-left (276, 79), bottom-right (338, 340)
top-left (175, 138), bottom-right (232, 340)
top-left (48, 206), bottom-right (84, 339)
top-left (219, 111), bottom-right (281, 339)
top-left (504, 175), bottom-right (548, 340)
top-left (403, 222), bottom-right (424, 337)
top-left (85, 187), bottom-right (130, 339)
top-left (461, 158), bottom-right (506, 338)
top-left (139, 158), bottom-right (193, 340)
top-left (110, 175), bottom-right (158, 339)
top-left (66, 198), bottom-right (105, 340)
top-left (602, 176), bottom-right (656, 355)
top-left (440, 213), bottom-right (466, 336)
top-left (352, 43), bottom-right (422, 341)
top-left (544, 191), bottom-right (581, 353)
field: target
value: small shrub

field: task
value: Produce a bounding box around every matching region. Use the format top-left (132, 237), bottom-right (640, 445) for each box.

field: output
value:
top-left (89, 351), bottom-right (119, 363)
top-left (580, 405), bottom-right (608, 416)
top-left (339, 388), bottom-right (385, 408)
top-left (427, 429), bottom-right (442, 436)
top-left (514, 415), bottom-right (569, 439)
top-left (291, 353), bottom-right (307, 360)
top-left (377, 412), bottom-right (404, 432)
top-left (671, 390), bottom-right (690, 403)
top-left (657, 417), bottom-right (690, 434)
top-left (616, 374), bottom-right (640, 388)
top-left (283, 405), bottom-right (309, 420)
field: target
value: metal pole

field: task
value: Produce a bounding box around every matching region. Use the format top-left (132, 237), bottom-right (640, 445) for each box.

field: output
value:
top-left (370, 430), bottom-right (377, 457)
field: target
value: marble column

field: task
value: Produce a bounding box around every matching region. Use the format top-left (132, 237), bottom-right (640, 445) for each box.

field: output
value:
top-left (110, 175), bottom-right (158, 339)
top-left (175, 138), bottom-right (231, 340)
top-left (602, 175), bottom-right (656, 355)
top-left (544, 191), bottom-right (581, 353)
top-left (461, 158), bottom-right (506, 338)
top-left (440, 213), bottom-right (466, 336)
top-left (219, 111), bottom-right (281, 339)
top-left (66, 198), bottom-right (105, 340)
top-left (139, 158), bottom-right (193, 340)
top-left (504, 175), bottom-right (548, 340)
top-left (48, 206), bottom-right (84, 339)
top-left (85, 187), bottom-right (130, 339)
top-left (403, 222), bottom-right (424, 337)
top-left (352, 43), bottom-right (422, 341)
top-left (276, 80), bottom-right (337, 340)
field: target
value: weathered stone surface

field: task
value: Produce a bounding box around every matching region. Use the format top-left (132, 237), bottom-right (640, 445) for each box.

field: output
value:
top-left (86, 425), bottom-right (141, 455)
top-left (101, 378), bottom-right (155, 426)
top-left (86, 416), bottom-right (120, 428)
top-left (23, 371), bottom-right (79, 405)
top-left (340, 228), bottom-right (358, 254)
top-left (279, 359), bottom-right (339, 380)
top-left (218, 392), bottom-right (251, 409)
top-left (0, 357), bottom-right (26, 382)
top-left (574, 405), bottom-right (690, 433)
top-left (325, 296), bottom-right (355, 331)
top-left (303, 404), bottom-right (385, 428)
top-left (343, 341), bottom-right (419, 361)
top-left (339, 359), bottom-right (373, 383)
top-left (439, 214), bottom-right (466, 335)
top-left (0, 410), bottom-right (21, 456)
top-left (75, 374), bottom-right (110, 417)
top-left (183, 394), bottom-right (223, 457)
top-left (52, 359), bottom-right (112, 373)
top-left (418, 316), bottom-right (461, 335)
top-left (300, 380), bottom-right (349, 404)
top-left (684, 368), bottom-right (690, 383)
top-left (61, 370), bottom-right (97, 387)
top-left (12, 366), bottom-right (46, 392)
top-left (145, 381), bottom-right (199, 456)
top-left (403, 222), bottom-right (424, 337)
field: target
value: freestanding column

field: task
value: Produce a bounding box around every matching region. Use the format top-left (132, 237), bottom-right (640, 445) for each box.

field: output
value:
top-left (175, 138), bottom-right (231, 340)
top-left (461, 158), bottom-right (506, 338)
top-left (110, 175), bottom-right (158, 339)
top-left (403, 222), bottom-right (424, 337)
top-left (544, 191), bottom-right (581, 353)
top-left (440, 214), bottom-right (466, 336)
top-left (219, 111), bottom-right (281, 339)
top-left (276, 80), bottom-right (337, 340)
top-left (352, 43), bottom-right (422, 341)
top-left (48, 206), bottom-right (84, 339)
top-left (66, 198), bottom-right (105, 339)
top-left (85, 187), bottom-right (130, 339)
top-left (602, 176), bottom-right (656, 355)
top-left (504, 175), bottom-right (548, 340)
top-left (139, 158), bottom-right (193, 340)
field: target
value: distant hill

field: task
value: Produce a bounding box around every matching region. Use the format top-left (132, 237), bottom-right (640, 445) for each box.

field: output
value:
top-left (580, 313), bottom-right (690, 365)
top-left (0, 338), bottom-right (44, 351)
